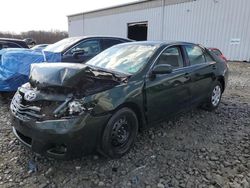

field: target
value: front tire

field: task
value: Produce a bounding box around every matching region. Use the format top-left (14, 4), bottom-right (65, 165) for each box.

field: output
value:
top-left (100, 107), bottom-right (138, 159)
top-left (203, 81), bottom-right (222, 111)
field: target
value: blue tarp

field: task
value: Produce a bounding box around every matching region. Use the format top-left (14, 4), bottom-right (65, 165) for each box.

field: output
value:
top-left (0, 48), bottom-right (61, 91)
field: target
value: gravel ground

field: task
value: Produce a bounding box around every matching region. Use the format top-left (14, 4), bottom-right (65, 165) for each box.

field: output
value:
top-left (0, 62), bottom-right (250, 188)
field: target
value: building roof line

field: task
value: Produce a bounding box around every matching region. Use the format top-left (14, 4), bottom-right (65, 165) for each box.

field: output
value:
top-left (67, 0), bottom-right (152, 17)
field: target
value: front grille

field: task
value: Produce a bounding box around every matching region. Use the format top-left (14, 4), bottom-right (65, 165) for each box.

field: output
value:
top-left (11, 91), bottom-right (61, 121)
top-left (11, 92), bottom-right (43, 121)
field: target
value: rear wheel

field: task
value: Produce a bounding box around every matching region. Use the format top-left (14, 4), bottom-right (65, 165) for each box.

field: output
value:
top-left (203, 81), bottom-right (222, 111)
top-left (100, 107), bottom-right (138, 158)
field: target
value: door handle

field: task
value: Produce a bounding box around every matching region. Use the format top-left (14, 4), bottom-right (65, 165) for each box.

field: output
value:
top-left (212, 65), bottom-right (216, 70)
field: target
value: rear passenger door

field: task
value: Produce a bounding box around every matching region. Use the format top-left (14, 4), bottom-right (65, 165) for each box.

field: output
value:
top-left (183, 45), bottom-right (216, 104)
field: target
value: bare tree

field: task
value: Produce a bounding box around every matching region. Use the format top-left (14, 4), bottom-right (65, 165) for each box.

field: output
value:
top-left (0, 30), bottom-right (68, 44)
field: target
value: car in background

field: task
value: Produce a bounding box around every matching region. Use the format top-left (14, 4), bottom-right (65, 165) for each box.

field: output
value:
top-left (208, 48), bottom-right (227, 61)
top-left (11, 41), bottom-right (228, 159)
top-left (0, 38), bottom-right (29, 50)
top-left (43, 36), bottom-right (132, 63)
top-left (0, 36), bottom-right (132, 92)
top-left (23, 38), bottom-right (36, 47)
top-left (31, 44), bottom-right (49, 51)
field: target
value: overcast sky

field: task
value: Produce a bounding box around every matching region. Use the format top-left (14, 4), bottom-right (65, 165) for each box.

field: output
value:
top-left (0, 0), bottom-right (138, 33)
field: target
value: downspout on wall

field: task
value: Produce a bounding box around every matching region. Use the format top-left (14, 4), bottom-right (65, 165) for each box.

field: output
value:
top-left (161, 0), bottom-right (165, 40)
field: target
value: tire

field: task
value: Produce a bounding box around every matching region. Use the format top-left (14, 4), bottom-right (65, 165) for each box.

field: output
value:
top-left (100, 107), bottom-right (138, 159)
top-left (203, 81), bottom-right (223, 111)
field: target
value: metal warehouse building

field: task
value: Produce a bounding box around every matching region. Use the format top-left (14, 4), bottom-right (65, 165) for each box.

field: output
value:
top-left (68, 0), bottom-right (250, 61)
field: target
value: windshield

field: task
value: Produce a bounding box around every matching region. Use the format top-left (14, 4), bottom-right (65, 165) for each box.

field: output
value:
top-left (43, 38), bottom-right (81, 53)
top-left (86, 44), bottom-right (158, 74)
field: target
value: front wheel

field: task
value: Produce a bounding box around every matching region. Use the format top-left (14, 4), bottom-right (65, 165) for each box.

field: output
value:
top-left (100, 107), bottom-right (138, 159)
top-left (203, 81), bottom-right (223, 111)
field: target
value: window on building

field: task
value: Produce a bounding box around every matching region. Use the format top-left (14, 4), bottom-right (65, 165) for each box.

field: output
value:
top-left (128, 22), bottom-right (148, 41)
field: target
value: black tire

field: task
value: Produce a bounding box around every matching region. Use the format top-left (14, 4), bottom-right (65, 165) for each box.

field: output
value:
top-left (100, 107), bottom-right (138, 159)
top-left (203, 81), bottom-right (223, 111)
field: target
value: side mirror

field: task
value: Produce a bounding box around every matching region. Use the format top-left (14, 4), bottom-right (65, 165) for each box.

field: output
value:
top-left (151, 64), bottom-right (173, 75)
top-left (73, 49), bottom-right (85, 58)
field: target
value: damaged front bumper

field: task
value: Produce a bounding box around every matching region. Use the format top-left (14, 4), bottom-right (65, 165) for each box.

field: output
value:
top-left (10, 87), bottom-right (112, 159)
top-left (11, 112), bottom-right (111, 159)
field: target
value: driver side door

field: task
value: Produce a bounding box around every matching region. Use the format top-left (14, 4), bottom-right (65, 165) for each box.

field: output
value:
top-left (62, 39), bottom-right (101, 63)
top-left (145, 45), bottom-right (192, 124)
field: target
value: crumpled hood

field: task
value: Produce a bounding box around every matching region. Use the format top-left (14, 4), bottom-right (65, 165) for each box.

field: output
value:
top-left (30, 63), bottom-right (87, 88)
top-left (29, 63), bottom-right (125, 95)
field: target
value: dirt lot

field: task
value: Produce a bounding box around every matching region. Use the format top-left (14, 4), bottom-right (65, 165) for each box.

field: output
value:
top-left (0, 62), bottom-right (249, 188)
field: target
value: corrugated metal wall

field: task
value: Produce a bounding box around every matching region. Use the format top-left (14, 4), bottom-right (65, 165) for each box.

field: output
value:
top-left (162, 0), bottom-right (250, 61)
top-left (68, 15), bottom-right (84, 37)
top-left (68, 0), bottom-right (250, 61)
top-left (83, 6), bottom-right (163, 40)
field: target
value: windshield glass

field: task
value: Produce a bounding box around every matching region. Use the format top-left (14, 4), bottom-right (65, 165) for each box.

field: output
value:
top-left (86, 44), bottom-right (158, 74)
top-left (43, 38), bottom-right (81, 53)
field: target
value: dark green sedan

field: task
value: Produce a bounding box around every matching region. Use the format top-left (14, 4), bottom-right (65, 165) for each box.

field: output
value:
top-left (10, 41), bottom-right (228, 159)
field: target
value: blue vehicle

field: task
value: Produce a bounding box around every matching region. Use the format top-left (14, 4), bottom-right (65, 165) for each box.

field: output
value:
top-left (0, 36), bottom-right (131, 92)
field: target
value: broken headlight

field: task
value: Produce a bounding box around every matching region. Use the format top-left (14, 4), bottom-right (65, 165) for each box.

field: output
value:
top-left (67, 100), bottom-right (96, 116)
top-left (54, 99), bottom-right (96, 118)
top-left (68, 100), bottom-right (86, 115)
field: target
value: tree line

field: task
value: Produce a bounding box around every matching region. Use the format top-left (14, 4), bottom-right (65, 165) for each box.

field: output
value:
top-left (0, 30), bottom-right (68, 44)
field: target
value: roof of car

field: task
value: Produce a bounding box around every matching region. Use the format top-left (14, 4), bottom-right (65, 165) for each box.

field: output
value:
top-left (0, 38), bottom-right (29, 48)
top-left (68, 35), bottom-right (132, 42)
top-left (0, 38), bottom-right (25, 42)
top-left (117, 41), bottom-right (197, 47)
top-left (208, 47), bottom-right (221, 51)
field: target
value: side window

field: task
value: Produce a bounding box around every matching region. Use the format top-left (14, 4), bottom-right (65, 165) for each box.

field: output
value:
top-left (66, 40), bottom-right (101, 56)
top-left (156, 46), bottom-right (184, 68)
top-left (102, 39), bottom-right (123, 50)
top-left (204, 51), bottom-right (214, 62)
top-left (6, 43), bottom-right (20, 48)
top-left (185, 45), bottom-right (206, 65)
top-left (1, 43), bottom-right (11, 49)
top-left (212, 49), bottom-right (222, 56)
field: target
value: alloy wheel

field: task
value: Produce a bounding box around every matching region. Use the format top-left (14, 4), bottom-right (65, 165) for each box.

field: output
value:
top-left (211, 85), bottom-right (221, 107)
